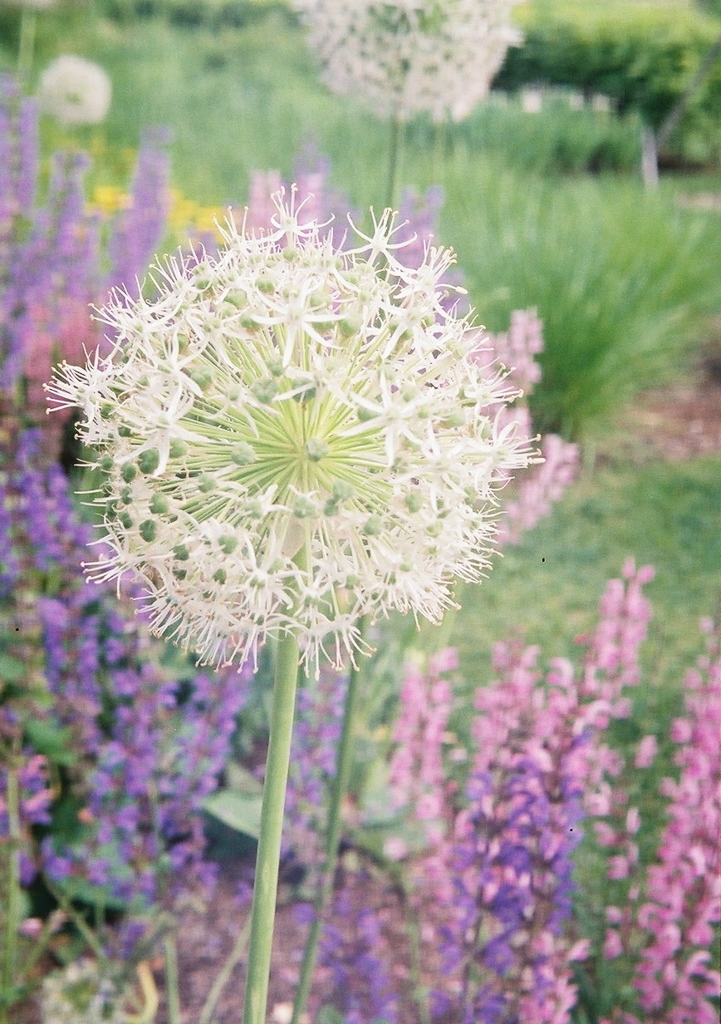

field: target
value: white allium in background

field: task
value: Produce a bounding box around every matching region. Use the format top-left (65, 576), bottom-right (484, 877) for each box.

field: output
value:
top-left (293, 0), bottom-right (523, 124)
top-left (48, 191), bottom-right (534, 670)
top-left (9, 0), bottom-right (57, 9)
top-left (40, 958), bottom-right (130, 1024)
top-left (37, 55), bottom-right (111, 125)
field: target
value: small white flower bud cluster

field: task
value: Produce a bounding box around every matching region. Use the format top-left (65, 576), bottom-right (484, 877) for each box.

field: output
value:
top-left (48, 190), bottom-right (534, 670)
top-left (293, 0), bottom-right (523, 124)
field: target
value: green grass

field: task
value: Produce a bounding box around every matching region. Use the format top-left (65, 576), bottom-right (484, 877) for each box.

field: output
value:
top-left (448, 456), bottom-right (721, 708)
top-left (436, 160), bottom-right (721, 439)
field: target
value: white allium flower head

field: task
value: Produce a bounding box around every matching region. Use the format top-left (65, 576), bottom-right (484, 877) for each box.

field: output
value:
top-left (37, 55), bottom-right (112, 126)
top-left (47, 190), bottom-right (534, 670)
top-left (293, 0), bottom-right (523, 124)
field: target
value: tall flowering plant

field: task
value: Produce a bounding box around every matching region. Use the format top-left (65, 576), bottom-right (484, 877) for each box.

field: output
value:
top-left (306, 567), bottom-right (719, 1024)
top-left (0, 428), bottom-right (247, 1020)
top-left (0, 74), bottom-right (170, 461)
top-left (48, 190), bottom-right (534, 1023)
top-left (236, 162), bottom-right (577, 1024)
top-left (293, 0), bottom-right (523, 202)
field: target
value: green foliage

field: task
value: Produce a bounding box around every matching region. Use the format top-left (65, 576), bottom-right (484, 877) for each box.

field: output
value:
top-left (439, 157), bottom-right (721, 439)
top-left (499, 0), bottom-right (721, 162)
top-left (99, 0), bottom-right (295, 29)
top-left (440, 93), bottom-right (642, 174)
top-left (450, 455), bottom-right (721, 702)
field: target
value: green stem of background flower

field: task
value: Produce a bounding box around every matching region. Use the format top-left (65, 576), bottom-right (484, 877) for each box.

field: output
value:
top-left (242, 627), bottom-right (302, 1024)
top-left (17, 8), bottom-right (36, 83)
top-left (1, 757), bottom-right (21, 1024)
top-left (291, 616), bottom-right (368, 1024)
top-left (386, 115), bottom-right (404, 210)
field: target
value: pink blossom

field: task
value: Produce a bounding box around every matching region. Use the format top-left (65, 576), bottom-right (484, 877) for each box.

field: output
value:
top-left (634, 734), bottom-right (658, 768)
top-left (604, 929), bottom-right (623, 958)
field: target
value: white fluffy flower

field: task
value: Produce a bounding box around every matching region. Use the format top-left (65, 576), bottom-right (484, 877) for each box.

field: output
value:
top-left (47, 190), bottom-right (534, 669)
top-left (37, 55), bottom-right (112, 126)
top-left (293, 0), bottom-right (523, 123)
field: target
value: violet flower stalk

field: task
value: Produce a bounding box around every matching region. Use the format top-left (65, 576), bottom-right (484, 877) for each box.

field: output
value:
top-left (597, 617), bottom-right (721, 1024)
top-left (0, 76), bottom-right (170, 460)
top-left (1, 429), bottom-right (247, 986)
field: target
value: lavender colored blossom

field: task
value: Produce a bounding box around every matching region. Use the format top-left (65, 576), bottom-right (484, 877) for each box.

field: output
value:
top-left (0, 75), bottom-right (170, 461)
top-left (107, 125), bottom-right (172, 298)
top-left (316, 874), bottom-right (399, 1024)
top-left (284, 666), bottom-right (347, 885)
top-left (0, 428), bottom-right (250, 962)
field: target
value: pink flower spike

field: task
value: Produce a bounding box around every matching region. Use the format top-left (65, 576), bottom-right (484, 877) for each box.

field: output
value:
top-left (635, 734), bottom-right (658, 768)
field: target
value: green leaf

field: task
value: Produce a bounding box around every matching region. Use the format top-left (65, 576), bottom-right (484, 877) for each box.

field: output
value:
top-left (0, 653), bottom-right (25, 683)
top-left (52, 874), bottom-right (128, 912)
top-left (203, 789), bottom-right (263, 839)
top-left (316, 1007), bottom-right (345, 1024)
top-left (24, 719), bottom-right (76, 766)
top-left (224, 760), bottom-right (263, 795)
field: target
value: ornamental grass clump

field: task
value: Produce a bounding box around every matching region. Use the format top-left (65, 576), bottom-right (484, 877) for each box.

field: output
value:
top-left (48, 190), bottom-right (533, 673)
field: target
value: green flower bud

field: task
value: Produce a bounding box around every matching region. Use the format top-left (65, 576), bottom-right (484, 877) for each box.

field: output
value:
top-left (150, 493), bottom-right (169, 514)
top-left (332, 481), bottom-right (354, 502)
top-left (190, 368), bottom-right (213, 391)
top-left (293, 496), bottom-right (316, 518)
top-left (251, 378), bottom-right (279, 404)
top-left (139, 520), bottom-right (157, 542)
top-left (224, 289), bottom-right (248, 308)
top-left (363, 515), bottom-right (383, 536)
top-left (230, 443), bottom-right (257, 466)
top-left (213, 568), bottom-right (227, 584)
top-left (138, 448), bottom-right (160, 475)
top-left (339, 317), bottom-right (360, 338)
top-left (121, 463), bottom-right (137, 483)
top-left (174, 544), bottom-right (190, 561)
top-left (169, 439), bottom-right (188, 458)
top-left (219, 535), bottom-right (238, 554)
top-left (305, 438), bottom-right (329, 462)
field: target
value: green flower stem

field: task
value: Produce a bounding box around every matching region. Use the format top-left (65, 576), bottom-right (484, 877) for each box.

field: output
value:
top-left (386, 115), bottom-right (404, 210)
top-left (1, 758), bottom-right (21, 1024)
top-left (242, 627), bottom-right (302, 1024)
top-left (163, 934), bottom-right (182, 1024)
top-left (401, 882), bottom-right (431, 1024)
top-left (199, 918), bottom-right (250, 1024)
top-left (17, 7), bottom-right (36, 82)
top-left (291, 616), bottom-right (368, 1024)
